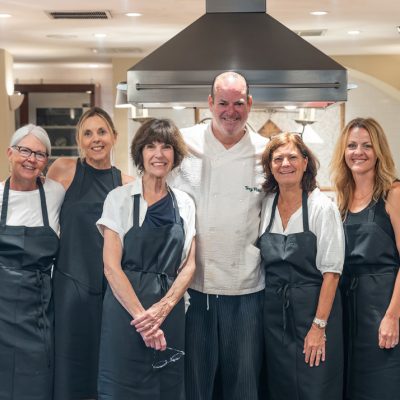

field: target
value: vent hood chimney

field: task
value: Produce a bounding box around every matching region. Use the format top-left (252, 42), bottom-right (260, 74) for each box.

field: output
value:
top-left (128, 0), bottom-right (347, 108)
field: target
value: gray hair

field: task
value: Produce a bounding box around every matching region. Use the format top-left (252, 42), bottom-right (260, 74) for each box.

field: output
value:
top-left (10, 124), bottom-right (52, 155)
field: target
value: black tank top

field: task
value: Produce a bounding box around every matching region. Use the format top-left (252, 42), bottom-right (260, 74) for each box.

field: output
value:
top-left (56, 159), bottom-right (122, 291)
top-left (345, 197), bottom-right (396, 240)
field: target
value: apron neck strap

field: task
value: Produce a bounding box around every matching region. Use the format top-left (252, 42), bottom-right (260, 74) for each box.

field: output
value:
top-left (0, 177), bottom-right (11, 225)
top-left (1, 177), bottom-right (49, 227)
top-left (301, 190), bottom-right (310, 232)
top-left (37, 178), bottom-right (50, 227)
top-left (168, 188), bottom-right (181, 224)
top-left (367, 200), bottom-right (377, 223)
top-left (133, 194), bottom-right (140, 226)
top-left (265, 192), bottom-right (279, 233)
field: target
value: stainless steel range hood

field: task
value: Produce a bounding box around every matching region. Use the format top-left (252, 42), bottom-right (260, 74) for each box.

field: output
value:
top-left (127, 0), bottom-right (347, 108)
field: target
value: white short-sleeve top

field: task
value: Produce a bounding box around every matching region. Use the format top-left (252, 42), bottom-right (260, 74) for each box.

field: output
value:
top-left (0, 178), bottom-right (65, 235)
top-left (259, 188), bottom-right (344, 275)
top-left (96, 177), bottom-right (196, 265)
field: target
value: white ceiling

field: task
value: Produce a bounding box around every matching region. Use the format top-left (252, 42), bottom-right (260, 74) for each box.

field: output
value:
top-left (0, 0), bottom-right (399, 63)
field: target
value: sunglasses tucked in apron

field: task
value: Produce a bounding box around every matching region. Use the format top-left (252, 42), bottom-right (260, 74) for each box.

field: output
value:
top-left (342, 198), bottom-right (400, 400)
top-left (98, 191), bottom-right (186, 400)
top-left (258, 191), bottom-right (343, 400)
top-left (0, 178), bottom-right (59, 400)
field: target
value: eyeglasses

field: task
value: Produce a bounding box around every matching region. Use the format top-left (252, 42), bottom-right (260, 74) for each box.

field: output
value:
top-left (152, 347), bottom-right (185, 369)
top-left (12, 145), bottom-right (48, 162)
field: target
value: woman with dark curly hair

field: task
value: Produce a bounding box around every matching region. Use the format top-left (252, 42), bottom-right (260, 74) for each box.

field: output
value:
top-left (331, 117), bottom-right (400, 400)
top-left (97, 118), bottom-right (196, 400)
top-left (258, 133), bottom-right (344, 400)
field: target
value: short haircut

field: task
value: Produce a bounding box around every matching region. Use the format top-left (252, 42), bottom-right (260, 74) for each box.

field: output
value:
top-left (210, 71), bottom-right (250, 101)
top-left (130, 118), bottom-right (188, 173)
top-left (10, 124), bottom-right (51, 155)
top-left (261, 132), bottom-right (319, 193)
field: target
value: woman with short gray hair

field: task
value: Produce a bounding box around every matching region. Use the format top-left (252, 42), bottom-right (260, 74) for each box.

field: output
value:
top-left (0, 124), bottom-right (65, 400)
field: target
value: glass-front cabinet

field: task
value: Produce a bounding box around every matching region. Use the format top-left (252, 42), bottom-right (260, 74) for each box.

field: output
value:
top-left (15, 84), bottom-right (97, 161)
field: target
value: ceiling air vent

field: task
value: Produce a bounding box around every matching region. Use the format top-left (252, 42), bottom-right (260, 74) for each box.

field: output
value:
top-left (294, 29), bottom-right (326, 37)
top-left (46, 10), bottom-right (112, 20)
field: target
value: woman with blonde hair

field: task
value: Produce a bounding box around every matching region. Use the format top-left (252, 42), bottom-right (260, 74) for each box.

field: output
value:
top-left (48, 107), bottom-right (132, 400)
top-left (331, 117), bottom-right (400, 400)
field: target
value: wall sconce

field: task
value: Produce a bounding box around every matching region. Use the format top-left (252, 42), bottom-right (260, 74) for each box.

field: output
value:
top-left (295, 108), bottom-right (316, 137)
top-left (9, 91), bottom-right (25, 111)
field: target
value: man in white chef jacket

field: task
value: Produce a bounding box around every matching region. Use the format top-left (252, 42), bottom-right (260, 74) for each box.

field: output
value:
top-left (170, 71), bottom-right (268, 400)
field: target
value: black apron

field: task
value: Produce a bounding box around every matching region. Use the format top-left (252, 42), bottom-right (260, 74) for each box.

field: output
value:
top-left (53, 159), bottom-right (122, 400)
top-left (258, 191), bottom-right (343, 400)
top-left (0, 177), bottom-right (59, 400)
top-left (98, 190), bottom-right (186, 400)
top-left (342, 198), bottom-right (400, 400)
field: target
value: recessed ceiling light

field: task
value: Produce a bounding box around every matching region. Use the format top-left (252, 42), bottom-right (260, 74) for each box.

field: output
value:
top-left (94, 33), bottom-right (107, 38)
top-left (397, 26), bottom-right (400, 34)
top-left (284, 105), bottom-right (297, 110)
top-left (126, 12), bottom-right (142, 17)
top-left (172, 106), bottom-right (186, 110)
top-left (348, 30), bottom-right (361, 35)
top-left (310, 11), bottom-right (328, 16)
top-left (46, 34), bottom-right (78, 39)
top-left (0, 13), bottom-right (11, 18)
top-left (89, 64), bottom-right (99, 68)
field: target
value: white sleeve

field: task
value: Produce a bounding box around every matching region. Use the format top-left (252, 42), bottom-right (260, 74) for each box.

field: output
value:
top-left (314, 200), bottom-right (345, 275)
top-left (96, 188), bottom-right (128, 243)
top-left (175, 190), bottom-right (196, 263)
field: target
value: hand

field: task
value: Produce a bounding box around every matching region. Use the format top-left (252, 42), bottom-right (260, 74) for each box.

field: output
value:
top-left (378, 314), bottom-right (399, 349)
top-left (131, 301), bottom-right (172, 338)
top-left (303, 324), bottom-right (326, 367)
top-left (140, 328), bottom-right (167, 351)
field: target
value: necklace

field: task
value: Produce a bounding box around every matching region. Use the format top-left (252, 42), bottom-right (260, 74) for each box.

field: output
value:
top-left (353, 189), bottom-right (373, 201)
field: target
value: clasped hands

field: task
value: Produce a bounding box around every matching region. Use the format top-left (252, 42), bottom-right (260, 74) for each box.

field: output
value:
top-left (131, 301), bottom-right (171, 351)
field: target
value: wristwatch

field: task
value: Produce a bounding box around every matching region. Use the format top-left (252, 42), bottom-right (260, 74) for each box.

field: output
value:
top-left (313, 317), bottom-right (327, 329)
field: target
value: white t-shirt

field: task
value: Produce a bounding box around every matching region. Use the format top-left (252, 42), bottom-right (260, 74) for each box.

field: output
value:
top-left (96, 177), bottom-right (196, 265)
top-left (259, 188), bottom-right (344, 275)
top-left (169, 122), bottom-right (269, 295)
top-left (0, 178), bottom-right (65, 235)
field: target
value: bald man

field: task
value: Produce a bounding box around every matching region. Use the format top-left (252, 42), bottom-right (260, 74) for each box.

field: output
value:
top-left (170, 72), bottom-right (268, 400)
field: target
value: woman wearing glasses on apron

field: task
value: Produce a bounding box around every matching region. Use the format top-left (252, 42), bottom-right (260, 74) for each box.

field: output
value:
top-left (258, 133), bottom-right (344, 400)
top-left (0, 125), bottom-right (65, 400)
top-left (96, 118), bottom-right (196, 400)
top-left (332, 118), bottom-right (400, 400)
top-left (47, 107), bottom-right (132, 400)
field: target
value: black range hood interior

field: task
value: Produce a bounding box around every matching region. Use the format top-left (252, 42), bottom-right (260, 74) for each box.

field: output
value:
top-left (127, 0), bottom-right (347, 108)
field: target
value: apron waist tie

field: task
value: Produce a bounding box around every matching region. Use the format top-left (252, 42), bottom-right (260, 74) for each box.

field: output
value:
top-left (345, 275), bottom-right (359, 399)
top-left (35, 270), bottom-right (51, 367)
top-left (276, 284), bottom-right (290, 345)
top-left (125, 267), bottom-right (174, 296)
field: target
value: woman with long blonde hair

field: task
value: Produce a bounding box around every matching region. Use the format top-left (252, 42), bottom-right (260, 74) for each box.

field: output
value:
top-left (331, 117), bottom-right (400, 400)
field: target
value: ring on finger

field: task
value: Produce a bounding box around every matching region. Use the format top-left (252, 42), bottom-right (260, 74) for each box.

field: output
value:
top-left (316, 349), bottom-right (322, 355)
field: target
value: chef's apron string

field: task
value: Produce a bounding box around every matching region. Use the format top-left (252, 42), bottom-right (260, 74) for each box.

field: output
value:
top-left (36, 269), bottom-right (51, 367)
top-left (276, 283), bottom-right (290, 345)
